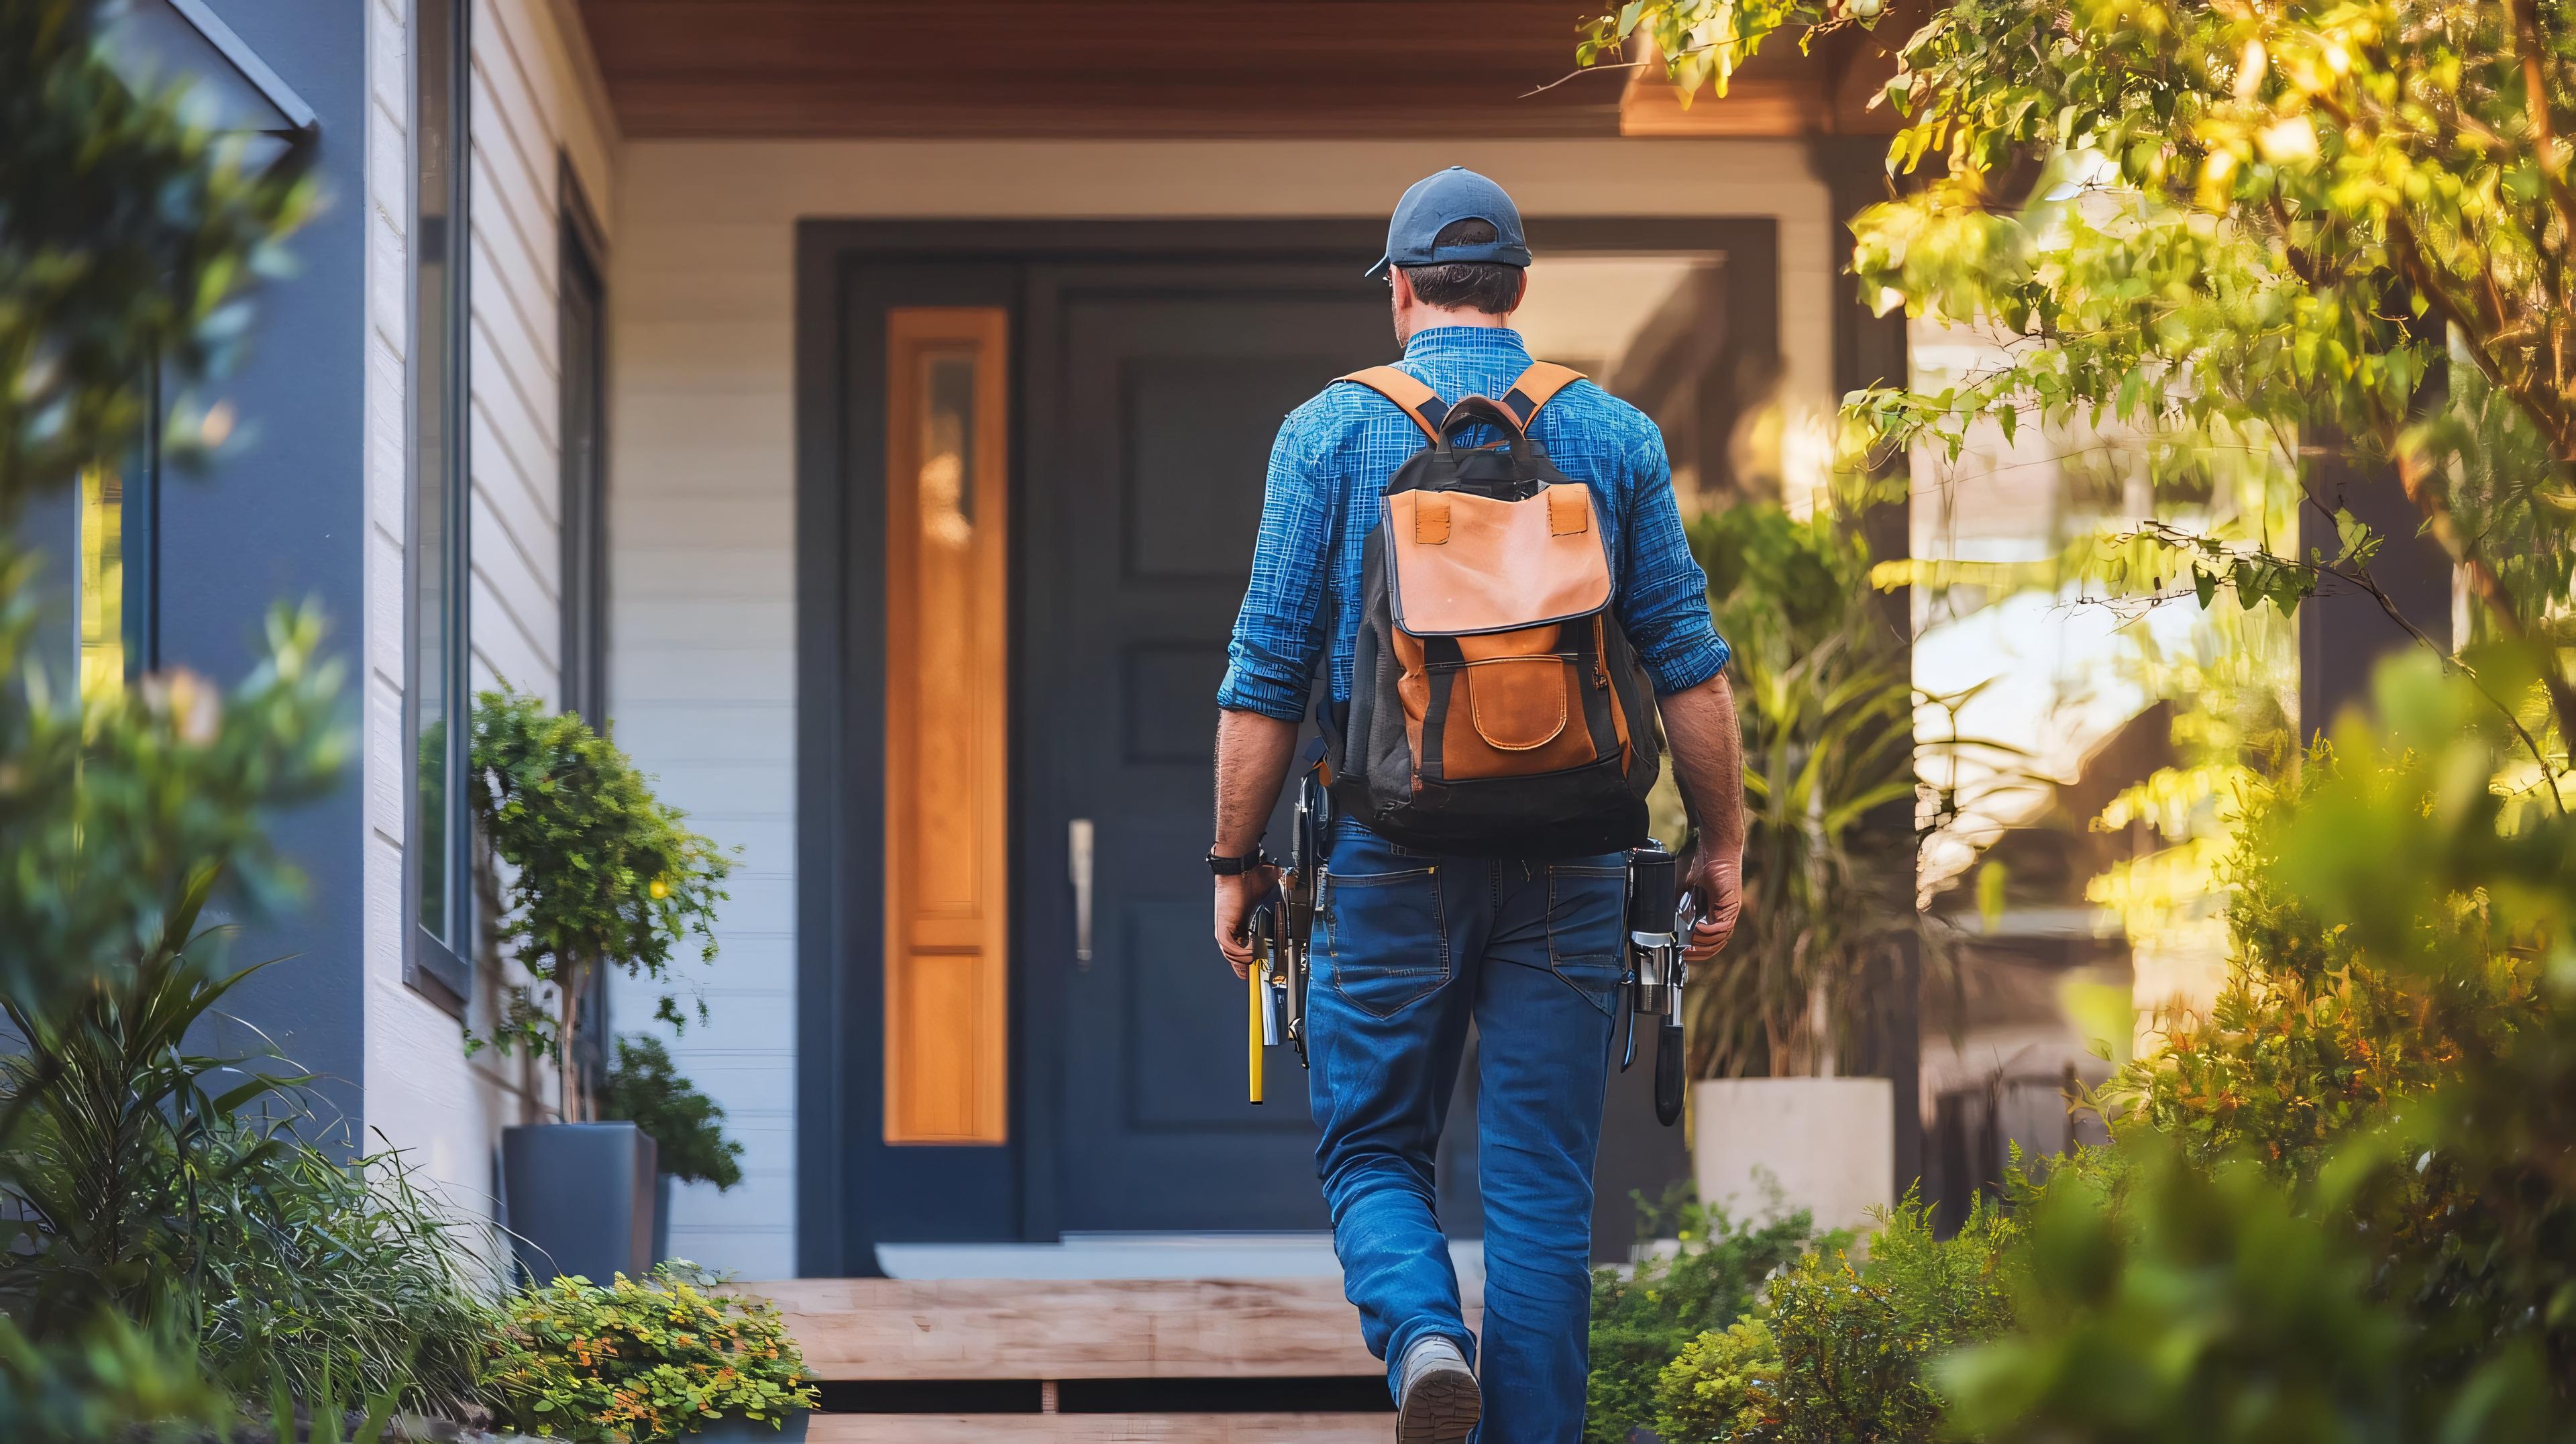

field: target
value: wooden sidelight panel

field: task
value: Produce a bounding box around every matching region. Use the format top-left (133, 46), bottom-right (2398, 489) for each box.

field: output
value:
top-left (883, 308), bottom-right (1010, 1144)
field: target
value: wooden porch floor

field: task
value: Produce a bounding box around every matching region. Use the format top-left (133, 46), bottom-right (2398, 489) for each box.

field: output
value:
top-left (756, 1276), bottom-right (1487, 1442)
top-left (812, 1416), bottom-right (1385, 1442)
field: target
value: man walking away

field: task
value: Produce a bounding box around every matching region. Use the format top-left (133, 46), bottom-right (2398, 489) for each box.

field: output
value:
top-left (1208, 167), bottom-right (1749, 1443)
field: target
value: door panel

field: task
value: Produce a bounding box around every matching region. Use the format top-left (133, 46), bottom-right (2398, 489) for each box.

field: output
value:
top-left (1029, 272), bottom-right (1389, 1232)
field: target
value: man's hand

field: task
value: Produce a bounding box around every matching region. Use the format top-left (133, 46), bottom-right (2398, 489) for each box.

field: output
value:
top-left (1213, 866), bottom-right (1283, 980)
top-left (1212, 707), bottom-right (1301, 979)
top-left (1681, 845), bottom-right (1743, 962)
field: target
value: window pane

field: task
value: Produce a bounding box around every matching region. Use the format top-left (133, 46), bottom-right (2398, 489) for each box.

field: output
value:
top-left (413, 0), bottom-right (458, 945)
top-left (558, 226), bottom-right (606, 721)
top-left (78, 464), bottom-right (124, 696)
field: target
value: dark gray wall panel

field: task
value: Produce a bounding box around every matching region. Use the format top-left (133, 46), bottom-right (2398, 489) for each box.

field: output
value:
top-left (166, 0), bottom-right (371, 1139)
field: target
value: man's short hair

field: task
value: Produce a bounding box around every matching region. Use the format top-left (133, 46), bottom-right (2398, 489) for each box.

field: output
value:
top-left (1400, 218), bottom-right (1527, 314)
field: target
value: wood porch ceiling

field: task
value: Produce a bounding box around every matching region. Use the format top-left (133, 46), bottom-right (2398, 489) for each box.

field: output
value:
top-left (573, 1), bottom-right (1905, 140)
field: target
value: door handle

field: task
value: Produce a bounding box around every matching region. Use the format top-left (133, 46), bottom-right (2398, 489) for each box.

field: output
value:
top-left (1068, 818), bottom-right (1095, 967)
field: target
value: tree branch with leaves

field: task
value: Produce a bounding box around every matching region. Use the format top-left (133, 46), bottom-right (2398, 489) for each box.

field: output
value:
top-left (1587, 0), bottom-right (2576, 778)
top-left (467, 689), bottom-right (733, 1123)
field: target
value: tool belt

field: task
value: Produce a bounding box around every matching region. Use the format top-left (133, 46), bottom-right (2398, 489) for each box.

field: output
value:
top-left (1622, 842), bottom-right (1690, 1127)
top-left (1245, 758), bottom-right (1690, 1127)
top-left (1246, 754), bottom-right (1328, 1102)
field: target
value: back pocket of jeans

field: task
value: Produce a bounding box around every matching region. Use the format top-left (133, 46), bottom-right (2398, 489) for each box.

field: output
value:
top-left (1546, 862), bottom-right (1628, 1014)
top-left (1322, 867), bottom-right (1448, 1019)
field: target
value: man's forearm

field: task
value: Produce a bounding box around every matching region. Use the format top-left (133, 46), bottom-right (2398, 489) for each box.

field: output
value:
top-left (1214, 707), bottom-right (1302, 853)
top-left (1658, 674), bottom-right (1746, 854)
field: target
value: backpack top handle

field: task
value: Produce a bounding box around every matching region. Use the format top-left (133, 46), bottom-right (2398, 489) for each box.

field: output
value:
top-left (1434, 394), bottom-right (1533, 458)
top-left (1335, 361), bottom-right (1589, 446)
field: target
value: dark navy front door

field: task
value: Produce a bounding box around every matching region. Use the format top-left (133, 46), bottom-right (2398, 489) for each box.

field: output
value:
top-left (1027, 264), bottom-right (1387, 1231)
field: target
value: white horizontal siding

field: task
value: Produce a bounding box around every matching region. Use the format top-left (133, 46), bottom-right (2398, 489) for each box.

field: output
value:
top-left (362, 0), bottom-right (621, 1225)
top-left (602, 200), bottom-right (801, 1274)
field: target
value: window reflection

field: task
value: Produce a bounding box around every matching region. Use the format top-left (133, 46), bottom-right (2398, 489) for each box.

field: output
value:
top-left (1513, 254), bottom-right (1746, 505)
top-left (1906, 311), bottom-right (2298, 1201)
top-left (918, 352), bottom-right (977, 547)
top-left (78, 464), bottom-right (125, 696)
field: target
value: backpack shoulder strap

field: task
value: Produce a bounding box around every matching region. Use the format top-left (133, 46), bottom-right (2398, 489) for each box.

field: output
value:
top-left (1336, 366), bottom-right (1449, 444)
top-left (1501, 362), bottom-right (1587, 427)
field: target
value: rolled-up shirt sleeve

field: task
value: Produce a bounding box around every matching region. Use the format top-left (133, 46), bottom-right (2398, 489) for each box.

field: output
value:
top-left (1613, 429), bottom-right (1731, 694)
top-left (1216, 401), bottom-right (1336, 721)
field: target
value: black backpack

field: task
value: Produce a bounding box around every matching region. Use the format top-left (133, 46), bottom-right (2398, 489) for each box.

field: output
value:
top-left (1322, 362), bottom-right (1662, 858)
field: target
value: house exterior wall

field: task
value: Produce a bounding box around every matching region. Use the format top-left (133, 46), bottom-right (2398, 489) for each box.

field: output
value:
top-left (174, 0), bottom-right (374, 1130)
top-left (606, 138), bottom-right (1837, 1278)
top-left (360, 0), bottom-right (618, 1214)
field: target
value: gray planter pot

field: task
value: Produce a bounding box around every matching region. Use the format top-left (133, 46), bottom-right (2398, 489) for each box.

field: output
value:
top-left (653, 1169), bottom-right (674, 1263)
top-left (682, 1412), bottom-right (810, 1444)
top-left (500, 1121), bottom-right (658, 1284)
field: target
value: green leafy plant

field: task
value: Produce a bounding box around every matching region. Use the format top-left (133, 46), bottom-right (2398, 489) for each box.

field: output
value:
top-left (1937, 1139), bottom-right (2427, 1444)
top-left (1654, 1319), bottom-right (1782, 1443)
top-left (0, 903), bottom-right (498, 1419)
top-left (1854, 658), bottom-right (2576, 1439)
top-left (0, 1311), bottom-right (219, 1444)
top-left (0, 597), bottom-right (347, 1025)
top-left (484, 1266), bottom-right (819, 1442)
top-left (2102, 748), bottom-right (2534, 1177)
top-left (0, 872), bottom-right (307, 1335)
top-left (1652, 1192), bottom-right (2019, 1443)
top-left (468, 688), bottom-right (734, 1121)
top-left (2254, 656), bottom-right (2576, 1408)
top-left (602, 1037), bottom-right (744, 1191)
top-left (1586, 1190), bottom-right (1826, 1443)
top-left (1685, 498), bottom-right (1923, 1078)
top-left (195, 1125), bottom-right (504, 1419)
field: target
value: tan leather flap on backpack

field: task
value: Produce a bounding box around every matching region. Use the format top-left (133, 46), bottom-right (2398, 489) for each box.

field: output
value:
top-left (1385, 484), bottom-right (1611, 636)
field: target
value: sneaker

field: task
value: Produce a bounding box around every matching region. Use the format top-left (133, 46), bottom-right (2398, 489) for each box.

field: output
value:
top-left (1395, 1334), bottom-right (1481, 1443)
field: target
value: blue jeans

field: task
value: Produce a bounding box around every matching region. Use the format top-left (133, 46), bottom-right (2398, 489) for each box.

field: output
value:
top-left (1307, 821), bottom-right (1625, 1444)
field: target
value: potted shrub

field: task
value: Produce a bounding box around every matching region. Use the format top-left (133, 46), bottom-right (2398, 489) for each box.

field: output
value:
top-left (470, 689), bottom-right (733, 1284)
top-left (485, 1264), bottom-right (819, 1443)
top-left (601, 1035), bottom-right (746, 1263)
top-left (1678, 499), bottom-right (1924, 1235)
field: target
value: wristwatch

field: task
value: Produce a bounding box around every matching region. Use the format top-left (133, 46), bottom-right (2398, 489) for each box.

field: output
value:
top-left (1207, 845), bottom-right (1271, 876)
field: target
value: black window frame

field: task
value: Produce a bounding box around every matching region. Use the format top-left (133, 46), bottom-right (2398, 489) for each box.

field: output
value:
top-left (405, 0), bottom-right (474, 1011)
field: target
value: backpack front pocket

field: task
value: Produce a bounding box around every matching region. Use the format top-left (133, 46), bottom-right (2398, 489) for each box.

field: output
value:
top-left (1429, 653), bottom-right (1597, 780)
top-left (1463, 656), bottom-right (1570, 752)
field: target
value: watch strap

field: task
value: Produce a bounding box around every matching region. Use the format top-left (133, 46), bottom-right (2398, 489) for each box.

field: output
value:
top-left (1208, 846), bottom-right (1270, 876)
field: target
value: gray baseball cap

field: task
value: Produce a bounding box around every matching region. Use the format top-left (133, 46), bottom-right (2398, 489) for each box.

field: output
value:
top-left (1366, 167), bottom-right (1533, 280)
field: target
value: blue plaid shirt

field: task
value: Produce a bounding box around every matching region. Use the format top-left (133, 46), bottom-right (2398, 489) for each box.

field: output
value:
top-left (1216, 325), bottom-right (1730, 721)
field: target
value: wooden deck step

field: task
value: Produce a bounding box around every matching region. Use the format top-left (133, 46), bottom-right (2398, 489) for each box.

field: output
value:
top-left (811, 1414), bottom-right (1387, 1443)
top-left (751, 1277), bottom-right (1482, 1382)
